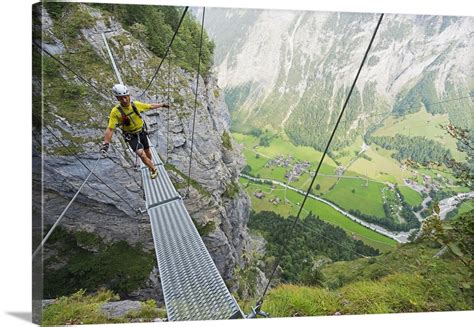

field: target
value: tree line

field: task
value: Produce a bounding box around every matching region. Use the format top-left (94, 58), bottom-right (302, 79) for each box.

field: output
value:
top-left (368, 134), bottom-right (452, 164)
top-left (248, 211), bottom-right (379, 285)
top-left (45, 2), bottom-right (215, 77)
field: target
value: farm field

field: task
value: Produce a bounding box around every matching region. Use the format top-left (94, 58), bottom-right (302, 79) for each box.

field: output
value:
top-left (242, 148), bottom-right (267, 172)
top-left (290, 173), bottom-right (339, 195)
top-left (348, 146), bottom-right (413, 184)
top-left (240, 178), bottom-right (397, 252)
top-left (322, 178), bottom-right (386, 218)
top-left (398, 186), bottom-right (423, 207)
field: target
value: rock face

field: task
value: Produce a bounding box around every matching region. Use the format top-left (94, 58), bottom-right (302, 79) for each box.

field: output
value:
top-left (34, 4), bottom-right (251, 301)
top-left (101, 300), bottom-right (142, 319)
top-left (204, 8), bottom-right (474, 147)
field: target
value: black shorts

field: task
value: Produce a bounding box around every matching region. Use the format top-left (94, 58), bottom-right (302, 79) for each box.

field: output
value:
top-left (124, 130), bottom-right (150, 152)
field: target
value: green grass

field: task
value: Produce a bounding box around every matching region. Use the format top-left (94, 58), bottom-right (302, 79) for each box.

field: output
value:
top-left (232, 132), bottom-right (258, 147)
top-left (223, 181), bottom-right (240, 199)
top-left (240, 177), bottom-right (396, 252)
top-left (222, 130), bottom-right (233, 150)
top-left (233, 132), bottom-right (338, 169)
top-left (257, 166), bottom-right (288, 181)
top-left (323, 178), bottom-right (386, 218)
top-left (398, 186), bottom-right (424, 207)
top-left (255, 284), bottom-right (338, 317)
top-left (452, 200), bottom-right (474, 219)
top-left (349, 146), bottom-right (413, 184)
top-left (240, 177), bottom-right (299, 218)
top-left (253, 272), bottom-right (470, 317)
top-left (242, 148), bottom-right (268, 173)
top-left (42, 289), bottom-right (166, 325)
top-left (373, 108), bottom-right (465, 161)
top-left (331, 135), bottom-right (365, 166)
top-left (240, 243), bottom-right (472, 317)
top-left (291, 173), bottom-right (338, 195)
top-left (43, 289), bottom-right (119, 325)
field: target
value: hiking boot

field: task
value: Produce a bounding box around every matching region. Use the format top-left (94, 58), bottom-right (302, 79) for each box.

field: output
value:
top-left (150, 167), bottom-right (158, 179)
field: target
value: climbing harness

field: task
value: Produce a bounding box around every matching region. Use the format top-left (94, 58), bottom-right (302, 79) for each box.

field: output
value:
top-left (115, 101), bottom-right (148, 132)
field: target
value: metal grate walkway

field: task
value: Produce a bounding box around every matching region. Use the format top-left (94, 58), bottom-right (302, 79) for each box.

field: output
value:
top-left (139, 145), bottom-right (244, 321)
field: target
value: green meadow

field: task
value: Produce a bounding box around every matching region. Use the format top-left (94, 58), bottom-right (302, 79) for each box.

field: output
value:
top-left (348, 146), bottom-right (413, 184)
top-left (330, 135), bottom-right (365, 167)
top-left (240, 177), bottom-right (396, 252)
top-left (398, 186), bottom-right (423, 207)
top-left (373, 108), bottom-right (465, 161)
top-left (291, 173), bottom-right (339, 195)
top-left (322, 178), bottom-right (386, 218)
top-left (453, 200), bottom-right (474, 219)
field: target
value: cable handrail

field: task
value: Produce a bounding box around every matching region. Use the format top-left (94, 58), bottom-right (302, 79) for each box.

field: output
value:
top-left (33, 113), bottom-right (141, 213)
top-left (138, 6), bottom-right (189, 99)
top-left (254, 13), bottom-right (385, 312)
top-left (32, 157), bottom-right (102, 259)
top-left (186, 7), bottom-right (206, 196)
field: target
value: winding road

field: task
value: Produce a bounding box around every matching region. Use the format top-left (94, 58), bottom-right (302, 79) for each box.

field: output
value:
top-left (241, 174), bottom-right (474, 243)
top-left (438, 192), bottom-right (474, 220)
top-left (241, 174), bottom-right (413, 243)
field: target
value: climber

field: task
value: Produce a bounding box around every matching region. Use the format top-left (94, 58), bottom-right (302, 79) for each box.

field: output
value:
top-left (100, 84), bottom-right (169, 179)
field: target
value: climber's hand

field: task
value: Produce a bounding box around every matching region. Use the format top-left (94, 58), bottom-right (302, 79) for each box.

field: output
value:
top-left (100, 143), bottom-right (109, 157)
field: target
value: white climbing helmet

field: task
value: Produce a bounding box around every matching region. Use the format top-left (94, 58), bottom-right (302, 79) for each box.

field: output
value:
top-left (112, 84), bottom-right (130, 97)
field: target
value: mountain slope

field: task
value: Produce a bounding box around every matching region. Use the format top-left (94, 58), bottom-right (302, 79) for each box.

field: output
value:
top-left (239, 235), bottom-right (473, 316)
top-left (205, 9), bottom-right (473, 150)
top-left (34, 3), bottom-right (251, 301)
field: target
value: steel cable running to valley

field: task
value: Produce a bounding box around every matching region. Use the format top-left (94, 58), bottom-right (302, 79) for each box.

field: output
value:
top-left (32, 41), bottom-right (113, 101)
top-left (252, 13), bottom-right (385, 314)
top-left (166, 51), bottom-right (172, 163)
top-left (36, 116), bottom-right (141, 213)
top-left (32, 156), bottom-right (102, 260)
top-left (32, 42), bottom-right (144, 213)
top-left (138, 6), bottom-right (189, 99)
top-left (186, 7), bottom-right (206, 196)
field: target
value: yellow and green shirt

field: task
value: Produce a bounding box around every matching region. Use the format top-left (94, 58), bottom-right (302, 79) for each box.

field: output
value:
top-left (107, 101), bottom-right (152, 133)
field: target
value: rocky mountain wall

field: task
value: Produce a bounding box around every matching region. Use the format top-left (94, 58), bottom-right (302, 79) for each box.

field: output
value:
top-left (204, 9), bottom-right (474, 147)
top-left (33, 4), bottom-right (252, 300)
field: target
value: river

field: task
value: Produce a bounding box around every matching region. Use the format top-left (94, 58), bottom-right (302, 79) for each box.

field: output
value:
top-left (240, 174), bottom-right (474, 243)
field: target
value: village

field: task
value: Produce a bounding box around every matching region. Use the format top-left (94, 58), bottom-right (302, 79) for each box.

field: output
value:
top-left (265, 155), bottom-right (312, 183)
top-left (250, 155), bottom-right (314, 206)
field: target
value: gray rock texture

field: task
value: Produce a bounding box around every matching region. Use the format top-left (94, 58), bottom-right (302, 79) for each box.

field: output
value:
top-left (101, 300), bottom-right (142, 319)
top-left (34, 3), bottom-right (252, 302)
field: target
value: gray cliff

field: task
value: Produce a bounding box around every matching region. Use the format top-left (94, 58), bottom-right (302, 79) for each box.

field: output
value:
top-left (33, 4), bottom-right (252, 301)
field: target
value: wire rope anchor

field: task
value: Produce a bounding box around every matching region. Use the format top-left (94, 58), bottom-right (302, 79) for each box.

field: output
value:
top-left (135, 207), bottom-right (147, 215)
top-left (246, 300), bottom-right (269, 319)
